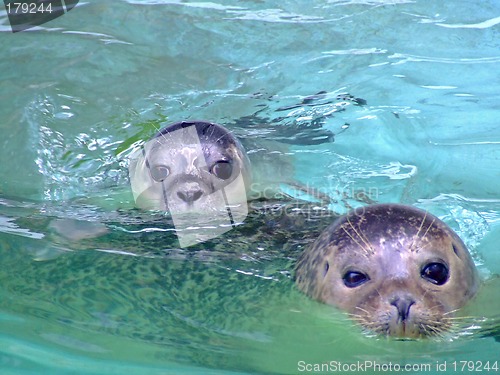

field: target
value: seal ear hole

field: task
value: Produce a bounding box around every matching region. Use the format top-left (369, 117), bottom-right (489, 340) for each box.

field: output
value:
top-left (452, 243), bottom-right (460, 257)
top-left (421, 262), bottom-right (449, 285)
top-left (323, 261), bottom-right (329, 277)
top-left (211, 161), bottom-right (233, 180)
top-left (149, 165), bottom-right (171, 182)
top-left (342, 271), bottom-right (369, 288)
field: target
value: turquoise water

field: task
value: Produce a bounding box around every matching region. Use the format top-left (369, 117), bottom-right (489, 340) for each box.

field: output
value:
top-left (1, 1), bottom-right (500, 374)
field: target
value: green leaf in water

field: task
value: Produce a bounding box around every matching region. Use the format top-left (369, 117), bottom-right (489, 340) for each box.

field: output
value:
top-left (115, 114), bottom-right (169, 157)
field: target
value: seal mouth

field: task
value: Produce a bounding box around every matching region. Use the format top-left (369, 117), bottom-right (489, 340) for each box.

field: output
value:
top-left (162, 174), bottom-right (212, 211)
top-left (350, 300), bottom-right (454, 339)
top-left (390, 319), bottom-right (417, 338)
top-left (375, 309), bottom-right (453, 339)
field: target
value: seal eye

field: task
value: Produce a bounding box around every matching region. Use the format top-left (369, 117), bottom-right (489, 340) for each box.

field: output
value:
top-left (150, 165), bottom-right (170, 182)
top-left (343, 271), bottom-right (369, 288)
top-left (421, 262), bottom-right (449, 285)
top-left (211, 161), bottom-right (233, 180)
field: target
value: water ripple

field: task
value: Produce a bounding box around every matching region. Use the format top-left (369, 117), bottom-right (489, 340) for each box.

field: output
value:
top-left (389, 53), bottom-right (500, 65)
top-left (0, 216), bottom-right (44, 239)
top-left (124, 0), bottom-right (245, 11)
top-left (436, 16), bottom-right (500, 29)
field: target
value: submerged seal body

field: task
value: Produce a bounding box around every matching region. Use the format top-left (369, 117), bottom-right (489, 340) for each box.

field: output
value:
top-left (295, 203), bottom-right (479, 338)
top-left (129, 121), bottom-right (251, 214)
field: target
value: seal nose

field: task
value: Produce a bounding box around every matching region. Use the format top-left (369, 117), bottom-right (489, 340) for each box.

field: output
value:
top-left (390, 296), bottom-right (415, 322)
top-left (177, 189), bottom-right (203, 203)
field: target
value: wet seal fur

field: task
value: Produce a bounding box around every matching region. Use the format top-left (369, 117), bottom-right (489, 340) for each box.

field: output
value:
top-left (295, 203), bottom-right (479, 338)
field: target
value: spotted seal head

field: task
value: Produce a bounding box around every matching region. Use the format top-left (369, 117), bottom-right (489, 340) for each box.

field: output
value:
top-left (128, 121), bottom-right (251, 213)
top-left (295, 203), bottom-right (479, 338)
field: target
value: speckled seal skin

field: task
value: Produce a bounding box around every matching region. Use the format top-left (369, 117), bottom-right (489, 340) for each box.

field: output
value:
top-left (295, 203), bottom-right (479, 338)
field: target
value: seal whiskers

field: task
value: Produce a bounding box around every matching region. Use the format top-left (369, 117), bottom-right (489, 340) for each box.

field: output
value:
top-left (409, 211), bottom-right (428, 252)
top-left (343, 216), bottom-right (375, 256)
top-left (409, 212), bottom-right (436, 254)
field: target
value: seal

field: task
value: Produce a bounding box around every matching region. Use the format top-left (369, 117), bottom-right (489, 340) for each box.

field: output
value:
top-left (295, 203), bottom-right (479, 338)
top-left (127, 120), bottom-right (332, 247)
top-left (128, 121), bottom-right (251, 214)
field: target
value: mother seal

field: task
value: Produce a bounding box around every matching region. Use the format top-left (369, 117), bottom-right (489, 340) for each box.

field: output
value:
top-left (295, 203), bottom-right (479, 338)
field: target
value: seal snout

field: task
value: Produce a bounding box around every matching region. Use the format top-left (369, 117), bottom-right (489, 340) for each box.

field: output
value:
top-left (177, 189), bottom-right (203, 203)
top-left (390, 296), bottom-right (415, 323)
top-left (173, 178), bottom-right (207, 205)
top-left (388, 295), bottom-right (419, 337)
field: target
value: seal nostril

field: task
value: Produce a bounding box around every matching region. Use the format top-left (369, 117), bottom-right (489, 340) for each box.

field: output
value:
top-left (192, 190), bottom-right (203, 201)
top-left (390, 297), bottom-right (415, 322)
top-left (177, 191), bottom-right (187, 202)
top-left (177, 190), bottom-right (203, 203)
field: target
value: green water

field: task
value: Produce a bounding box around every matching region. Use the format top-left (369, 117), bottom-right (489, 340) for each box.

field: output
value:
top-left (1, 1), bottom-right (500, 374)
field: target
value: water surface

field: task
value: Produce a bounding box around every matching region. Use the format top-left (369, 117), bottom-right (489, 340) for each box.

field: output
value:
top-left (1, 1), bottom-right (499, 374)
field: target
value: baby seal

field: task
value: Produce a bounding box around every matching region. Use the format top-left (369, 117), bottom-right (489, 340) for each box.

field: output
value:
top-left (129, 120), bottom-right (251, 213)
top-left (295, 203), bottom-right (479, 338)
top-left (128, 121), bottom-right (251, 247)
